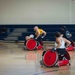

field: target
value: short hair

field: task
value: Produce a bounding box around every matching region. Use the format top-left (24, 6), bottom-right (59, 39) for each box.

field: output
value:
top-left (34, 26), bottom-right (38, 31)
top-left (34, 26), bottom-right (38, 29)
top-left (55, 32), bottom-right (61, 37)
top-left (61, 26), bottom-right (66, 30)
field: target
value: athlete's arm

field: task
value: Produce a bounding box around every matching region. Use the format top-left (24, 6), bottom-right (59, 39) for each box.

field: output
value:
top-left (42, 30), bottom-right (47, 38)
top-left (63, 38), bottom-right (71, 47)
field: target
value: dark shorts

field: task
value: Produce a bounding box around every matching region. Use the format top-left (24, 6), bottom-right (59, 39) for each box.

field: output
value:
top-left (56, 48), bottom-right (67, 55)
top-left (57, 48), bottom-right (70, 60)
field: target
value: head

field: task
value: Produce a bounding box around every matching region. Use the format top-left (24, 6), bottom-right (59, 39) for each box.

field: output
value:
top-left (29, 34), bottom-right (34, 38)
top-left (61, 26), bottom-right (66, 31)
top-left (34, 26), bottom-right (38, 31)
top-left (25, 36), bottom-right (30, 40)
top-left (55, 32), bottom-right (61, 38)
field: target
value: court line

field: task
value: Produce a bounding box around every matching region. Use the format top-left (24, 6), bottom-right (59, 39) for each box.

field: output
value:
top-left (33, 67), bottom-right (71, 75)
top-left (33, 69), bottom-right (58, 75)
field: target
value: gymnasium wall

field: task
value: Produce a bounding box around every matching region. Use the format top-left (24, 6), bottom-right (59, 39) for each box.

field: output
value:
top-left (0, 25), bottom-right (75, 41)
top-left (0, 0), bottom-right (75, 24)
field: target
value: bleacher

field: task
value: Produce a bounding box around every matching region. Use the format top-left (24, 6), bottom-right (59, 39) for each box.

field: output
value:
top-left (0, 25), bottom-right (75, 42)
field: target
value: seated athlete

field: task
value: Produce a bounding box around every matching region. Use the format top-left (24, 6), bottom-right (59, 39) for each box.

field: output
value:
top-left (60, 26), bottom-right (74, 47)
top-left (40, 32), bottom-right (71, 67)
top-left (53, 32), bottom-right (71, 63)
top-left (34, 26), bottom-right (46, 45)
top-left (23, 34), bottom-right (34, 49)
top-left (60, 26), bottom-right (72, 38)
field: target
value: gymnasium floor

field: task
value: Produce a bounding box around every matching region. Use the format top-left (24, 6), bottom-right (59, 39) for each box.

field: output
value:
top-left (0, 42), bottom-right (75, 75)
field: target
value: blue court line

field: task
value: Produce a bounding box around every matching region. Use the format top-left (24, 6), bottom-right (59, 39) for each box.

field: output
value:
top-left (33, 69), bottom-right (58, 75)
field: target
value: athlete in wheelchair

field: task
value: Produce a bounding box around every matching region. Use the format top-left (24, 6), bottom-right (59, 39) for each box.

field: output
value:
top-left (61, 26), bottom-right (75, 51)
top-left (23, 34), bottom-right (43, 50)
top-left (34, 26), bottom-right (46, 46)
top-left (40, 32), bottom-right (71, 67)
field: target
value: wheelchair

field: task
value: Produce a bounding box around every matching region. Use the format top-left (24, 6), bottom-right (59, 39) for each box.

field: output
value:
top-left (66, 45), bottom-right (74, 51)
top-left (40, 49), bottom-right (70, 67)
top-left (26, 39), bottom-right (43, 50)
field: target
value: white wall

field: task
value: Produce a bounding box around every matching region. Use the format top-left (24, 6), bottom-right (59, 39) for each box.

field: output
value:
top-left (0, 0), bottom-right (74, 24)
top-left (71, 0), bottom-right (75, 24)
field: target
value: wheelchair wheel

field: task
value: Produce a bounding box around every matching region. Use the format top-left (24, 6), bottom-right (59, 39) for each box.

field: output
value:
top-left (42, 50), bottom-right (58, 67)
top-left (26, 39), bottom-right (37, 50)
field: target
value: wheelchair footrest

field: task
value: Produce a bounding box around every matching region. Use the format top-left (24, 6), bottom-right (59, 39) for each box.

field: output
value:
top-left (58, 60), bottom-right (69, 66)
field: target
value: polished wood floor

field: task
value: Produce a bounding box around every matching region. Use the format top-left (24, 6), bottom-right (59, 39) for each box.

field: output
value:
top-left (0, 42), bottom-right (75, 75)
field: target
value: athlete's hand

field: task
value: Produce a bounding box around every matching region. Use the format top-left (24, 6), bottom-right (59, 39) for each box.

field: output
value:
top-left (51, 47), bottom-right (56, 52)
top-left (35, 37), bottom-right (37, 40)
top-left (41, 36), bottom-right (44, 38)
